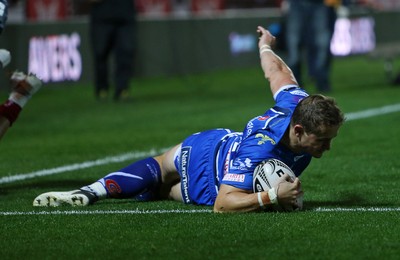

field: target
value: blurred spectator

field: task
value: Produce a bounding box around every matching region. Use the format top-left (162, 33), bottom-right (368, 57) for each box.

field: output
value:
top-left (284, 0), bottom-right (339, 93)
top-left (89, 0), bottom-right (136, 101)
top-left (191, 0), bottom-right (225, 15)
top-left (136, 0), bottom-right (171, 17)
top-left (355, 0), bottom-right (400, 10)
top-left (225, 0), bottom-right (281, 8)
top-left (26, 0), bottom-right (69, 21)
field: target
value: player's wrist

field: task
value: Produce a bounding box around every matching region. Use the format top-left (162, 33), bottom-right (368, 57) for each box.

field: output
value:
top-left (259, 44), bottom-right (273, 57)
top-left (267, 187), bottom-right (278, 205)
top-left (259, 44), bottom-right (271, 50)
top-left (257, 192), bottom-right (265, 209)
top-left (257, 188), bottom-right (278, 209)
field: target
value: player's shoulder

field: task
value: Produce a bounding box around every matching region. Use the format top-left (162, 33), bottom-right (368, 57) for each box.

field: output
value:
top-left (273, 85), bottom-right (308, 102)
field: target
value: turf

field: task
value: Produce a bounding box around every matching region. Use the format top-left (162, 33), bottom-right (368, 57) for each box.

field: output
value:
top-left (0, 55), bottom-right (400, 259)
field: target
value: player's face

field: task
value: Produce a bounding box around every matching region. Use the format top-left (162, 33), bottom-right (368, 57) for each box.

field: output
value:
top-left (301, 125), bottom-right (340, 158)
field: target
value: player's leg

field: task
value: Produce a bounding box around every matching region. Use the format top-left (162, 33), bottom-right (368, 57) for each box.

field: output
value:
top-left (0, 116), bottom-right (10, 140)
top-left (82, 158), bottom-right (163, 200)
top-left (285, 1), bottom-right (304, 86)
top-left (155, 144), bottom-right (182, 200)
top-left (84, 144), bottom-right (181, 201)
top-left (90, 19), bottom-right (114, 99)
top-left (0, 49), bottom-right (12, 139)
top-left (169, 182), bottom-right (183, 202)
top-left (113, 21), bottom-right (135, 101)
top-left (309, 3), bottom-right (332, 92)
top-left (82, 144), bottom-right (181, 200)
top-left (33, 145), bottom-right (182, 207)
top-left (0, 70), bottom-right (42, 141)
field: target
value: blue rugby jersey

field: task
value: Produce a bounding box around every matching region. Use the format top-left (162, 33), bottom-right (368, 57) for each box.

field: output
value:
top-left (217, 85), bottom-right (312, 191)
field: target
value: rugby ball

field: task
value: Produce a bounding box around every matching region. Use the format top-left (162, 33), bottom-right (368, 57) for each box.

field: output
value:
top-left (253, 158), bottom-right (303, 210)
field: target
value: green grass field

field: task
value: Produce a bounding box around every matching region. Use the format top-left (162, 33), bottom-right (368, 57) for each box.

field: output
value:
top-left (0, 55), bottom-right (400, 259)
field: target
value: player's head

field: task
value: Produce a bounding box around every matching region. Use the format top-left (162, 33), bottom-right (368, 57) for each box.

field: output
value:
top-left (291, 94), bottom-right (345, 157)
top-left (293, 94), bottom-right (344, 135)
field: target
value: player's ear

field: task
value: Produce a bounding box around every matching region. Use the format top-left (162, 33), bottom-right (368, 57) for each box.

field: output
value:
top-left (293, 124), bottom-right (305, 138)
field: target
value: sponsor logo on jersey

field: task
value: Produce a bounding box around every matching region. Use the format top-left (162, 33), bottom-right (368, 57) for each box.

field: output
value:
top-left (246, 121), bottom-right (254, 137)
top-left (231, 157), bottom-right (252, 171)
top-left (223, 173), bottom-right (245, 183)
top-left (258, 115), bottom-right (270, 121)
top-left (180, 146), bottom-right (191, 204)
top-left (289, 89), bottom-right (308, 97)
top-left (244, 158), bottom-right (252, 168)
top-left (294, 155), bottom-right (305, 162)
top-left (255, 133), bottom-right (276, 145)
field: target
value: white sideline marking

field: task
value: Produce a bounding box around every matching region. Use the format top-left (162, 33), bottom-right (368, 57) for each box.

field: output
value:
top-left (1, 103), bottom-right (400, 185)
top-left (0, 148), bottom-right (165, 184)
top-left (1, 207), bottom-right (400, 216)
top-left (345, 103), bottom-right (400, 121)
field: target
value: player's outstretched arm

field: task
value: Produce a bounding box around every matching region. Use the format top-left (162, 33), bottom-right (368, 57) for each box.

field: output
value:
top-left (213, 177), bottom-right (301, 213)
top-left (257, 26), bottom-right (298, 97)
top-left (214, 184), bottom-right (261, 213)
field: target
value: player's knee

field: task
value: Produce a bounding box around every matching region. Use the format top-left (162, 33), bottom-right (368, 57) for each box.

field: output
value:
top-left (168, 182), bottom-right (183, 202)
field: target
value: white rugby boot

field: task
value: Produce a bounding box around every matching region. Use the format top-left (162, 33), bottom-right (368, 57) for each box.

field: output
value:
top-left (9, 71), bottom-right (42, 107)
top-left (33, 190), bottom-right (97, 207)
top-left (10, 71), bottom-right (42, 97)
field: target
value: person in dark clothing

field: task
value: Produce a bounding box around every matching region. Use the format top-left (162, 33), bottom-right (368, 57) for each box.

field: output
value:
top-left (285, 0), bottom-right (338, 93)
top-left (89, 0), bottom-right (137, 101)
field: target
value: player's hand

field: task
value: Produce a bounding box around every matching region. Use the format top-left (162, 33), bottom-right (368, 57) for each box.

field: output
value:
top-left (257, 26), bottom-right (276, 49)
top-left (275, 174), bottom-right (303, 211)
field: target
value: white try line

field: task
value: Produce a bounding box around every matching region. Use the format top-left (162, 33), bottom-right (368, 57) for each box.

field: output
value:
top-left (0, 103), bottom-right (400, 185)
top-left (314, 207), bottom-right (400, 212)
top-left (1, 207), bottom-right (400, 216)
top-left (0, 209), bottom-right (213, 216)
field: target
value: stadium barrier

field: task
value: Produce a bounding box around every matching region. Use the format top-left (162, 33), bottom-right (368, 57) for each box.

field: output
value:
top-left (0, 12), bottom-right (278, 88)
top-left (0, 10), bottom-right (399, 89)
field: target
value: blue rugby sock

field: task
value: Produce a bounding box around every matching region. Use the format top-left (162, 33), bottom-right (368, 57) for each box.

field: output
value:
top-left (96, 157), bottom-right (162, 199)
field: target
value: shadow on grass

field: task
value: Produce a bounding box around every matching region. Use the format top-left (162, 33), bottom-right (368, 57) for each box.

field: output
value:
top-left (1, 181), bottom-right (395, 211)
top-left (303, 192), bottom-right (393, 210)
